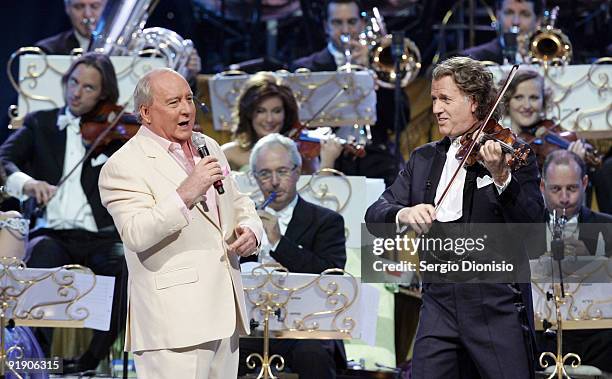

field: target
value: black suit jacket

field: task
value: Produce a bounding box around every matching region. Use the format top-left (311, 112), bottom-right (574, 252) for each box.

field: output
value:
top-left (0, 108), bottom-right (121, 230)
top-left (365, 137), bottom-right (545, 225)
top-left (462, 38), bottom-right (504, 64)
top-left (244, 196), bottom-right (347, 273)
top-left (35, 30), bottom-right (80, 55)
top-left (365, 136), bottom-right (545, 352)
top-left (527, 206), bottom-right (612, 258)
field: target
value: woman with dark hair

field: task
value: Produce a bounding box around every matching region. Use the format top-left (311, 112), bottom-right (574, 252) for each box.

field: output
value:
top-left (222, 72), bottom-right (341, 173)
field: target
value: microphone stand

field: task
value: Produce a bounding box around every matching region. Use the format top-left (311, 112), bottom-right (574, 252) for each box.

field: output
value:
top-left (539, 209), bottom-right (581, 378)
top-left (391, 31), bottom-right (406, 170)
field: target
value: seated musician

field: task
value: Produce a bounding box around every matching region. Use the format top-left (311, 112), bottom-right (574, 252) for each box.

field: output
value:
top-left (221, 72), bottom-right (341, 174)
top-left (290, 0), bottom-right (409, 186)
top-left (239, 133), bottom-right (347, 379)
top-left (535, 150), bottom-right (612, 373)
top-left (501, 69), bottom-right (589, 164)
top-left (463, 0), bottom-right (541, 64)
top-left (35, 0), bottom-right (201, 81)
top-left (0, 53), bottom-right (127, 374)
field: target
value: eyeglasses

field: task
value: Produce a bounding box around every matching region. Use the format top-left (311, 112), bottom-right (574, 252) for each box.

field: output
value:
top-left (254, 165), bottom-right (297, 182)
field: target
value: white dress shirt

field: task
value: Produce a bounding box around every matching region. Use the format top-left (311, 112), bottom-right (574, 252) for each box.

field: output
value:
top-left (259, 195), bottom-right (299, 264)
top-left (396, 137), bottom-right (511, 227)
top-left (5, 109), bottom-right (98, 232)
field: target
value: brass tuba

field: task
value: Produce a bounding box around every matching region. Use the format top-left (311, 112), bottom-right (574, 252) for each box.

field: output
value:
top-left (90, 0), bottom-right (194, 76)
top-left (361, 7), bottom-right (421, 88)
top-left (527, 6), bottom-right (572, 65)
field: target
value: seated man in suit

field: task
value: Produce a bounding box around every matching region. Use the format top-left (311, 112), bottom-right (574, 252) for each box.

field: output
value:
top-left (239, 133), bottom-right (347, 379)
top-left (0, 52), bottom-right (127, 374)
top-left (290, 0), bottom-right (408, 186)
top-left (36, 0), bottom-right (107, 54)
top-left (463, 0), bottom-right (541, 64)
top-left (35, 0), bottom-right (202, 81)
top-left (536, 149), bottom-right (612, 372)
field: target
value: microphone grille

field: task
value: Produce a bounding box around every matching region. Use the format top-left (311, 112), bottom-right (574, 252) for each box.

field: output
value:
top-left (191, 132), bottom-right (206, 148)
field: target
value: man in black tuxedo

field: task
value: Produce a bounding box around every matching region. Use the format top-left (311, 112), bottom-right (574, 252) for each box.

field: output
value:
top-left (239, 133), bottom-right (347, 379)
top-left (366, 56), bottom-right (544, 378)
top-left (0, 53), bottom-right (126, 374)
top-left (463, 0), bottom-right (540, 64)
top-left (534, 150), bottom-right (612, 373)
top-left (36, 0), bottom-right (107, 54)
top-left (290, 0), bottom-right (408, 186)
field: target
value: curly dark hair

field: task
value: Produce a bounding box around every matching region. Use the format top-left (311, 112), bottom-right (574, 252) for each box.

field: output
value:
top-left (233, 72), bottom-right (299, 149)
top-left (432, 56), bottom-right (502, 121)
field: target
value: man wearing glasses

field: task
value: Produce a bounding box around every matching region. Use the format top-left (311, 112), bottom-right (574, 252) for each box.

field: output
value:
top-left (239, 133), bottom-right (347, 379)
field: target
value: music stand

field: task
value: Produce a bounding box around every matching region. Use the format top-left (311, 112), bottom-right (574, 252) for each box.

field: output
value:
top-left (0, 257), bottom-right (114, 378)
top-left (241, 263), bottom-right (365, 379)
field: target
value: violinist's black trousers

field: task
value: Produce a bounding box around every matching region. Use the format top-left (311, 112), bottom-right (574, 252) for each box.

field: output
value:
top-left (411, 283), bottom-right (535, 379)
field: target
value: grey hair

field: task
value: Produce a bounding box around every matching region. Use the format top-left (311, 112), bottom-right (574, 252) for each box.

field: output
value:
top-left (133, 67), bottom-right (178, 123)
top-left (249, 133), bottom-right (302, 173)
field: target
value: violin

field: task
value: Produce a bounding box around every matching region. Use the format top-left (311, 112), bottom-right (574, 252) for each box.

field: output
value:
top-left (288, 122), bottom-right (366, 161)
top-left (458, 119), bottom-right (531, 171)
top-left (79, 101), bottom-right (140, 152)
top-left (519, 119), bottom-right (602, 169)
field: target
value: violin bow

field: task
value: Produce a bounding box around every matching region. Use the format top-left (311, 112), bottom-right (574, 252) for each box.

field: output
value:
top-left (57, 103), bottom-right (130, 189)
top-left (434, 64), bottom-right (520, 213)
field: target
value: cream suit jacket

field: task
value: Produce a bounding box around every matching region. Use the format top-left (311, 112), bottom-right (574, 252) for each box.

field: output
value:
top-left (98, 128), bottom-right (263, 353)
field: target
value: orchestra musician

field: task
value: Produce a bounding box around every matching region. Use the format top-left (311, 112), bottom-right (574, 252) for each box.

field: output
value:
top-left (0, 52), bottom-right (127, 374)
top-left (463, 0), bottom-right (541, 64)
top-left (365, 56), bottom-right (544, 378)
top-left (221, 72), bottom-right (342, 174)
top-left (34, 0), bottom-right (202, 82)
top-left (290, 0), bottom-right (409, 186)
top-left (35, 0), bottom-right (107, 54)
top-left (239, 133), bottom-right (347, 379)
top-left (501, 69), bottom-right (589, 162)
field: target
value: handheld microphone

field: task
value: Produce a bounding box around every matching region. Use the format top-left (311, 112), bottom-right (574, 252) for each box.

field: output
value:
top-left (191, 133), bottom-right (225, 195)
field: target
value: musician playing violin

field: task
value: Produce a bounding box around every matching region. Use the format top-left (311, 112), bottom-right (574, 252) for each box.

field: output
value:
top-left (502, 69), bottom-right (589, 164)
top-left (0, 52), bottom-right (127, 374)
top-left (366, 57), bottom-right (544, 378)
top-left (221, 72), bottom-right (342, 174)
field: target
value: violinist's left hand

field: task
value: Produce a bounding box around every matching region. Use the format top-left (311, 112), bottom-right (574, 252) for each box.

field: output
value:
top-left (479, 140), bottom-right (511, 186)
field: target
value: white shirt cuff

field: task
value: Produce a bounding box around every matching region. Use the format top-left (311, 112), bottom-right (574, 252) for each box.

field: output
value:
top-left (395, 208), bottom-right (409, 233)
top-left (495, 173), bottom-right (512, 194)
top-left (6, 172), bottom-right (34, 200)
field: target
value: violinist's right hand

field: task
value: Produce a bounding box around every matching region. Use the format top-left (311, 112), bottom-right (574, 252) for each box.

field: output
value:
top-left (177, 156), bottom-right (225, 209)
top-left (320, 137), bottom-right (343, 169)
top-left (397, 204), bottom-right (436, 234)
top-left (568, 140), bottom-right (587, 160)
top-left (23, 179), bottom-right (57, 206)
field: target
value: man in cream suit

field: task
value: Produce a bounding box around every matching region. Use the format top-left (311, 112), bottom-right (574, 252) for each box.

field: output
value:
top-left (99, 68), bottom-right (262, 378)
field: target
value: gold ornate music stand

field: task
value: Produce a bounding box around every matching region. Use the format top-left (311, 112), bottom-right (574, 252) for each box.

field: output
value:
top-left (243, 263), bottom-right (360, 379)
top-left (0, 257), bottom-right (97, 378)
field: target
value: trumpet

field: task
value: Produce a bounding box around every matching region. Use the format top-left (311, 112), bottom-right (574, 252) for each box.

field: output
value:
top-left (360, 7), bottom-right (421, 88)
top-left (527, 6), bottom-right (572, 65)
